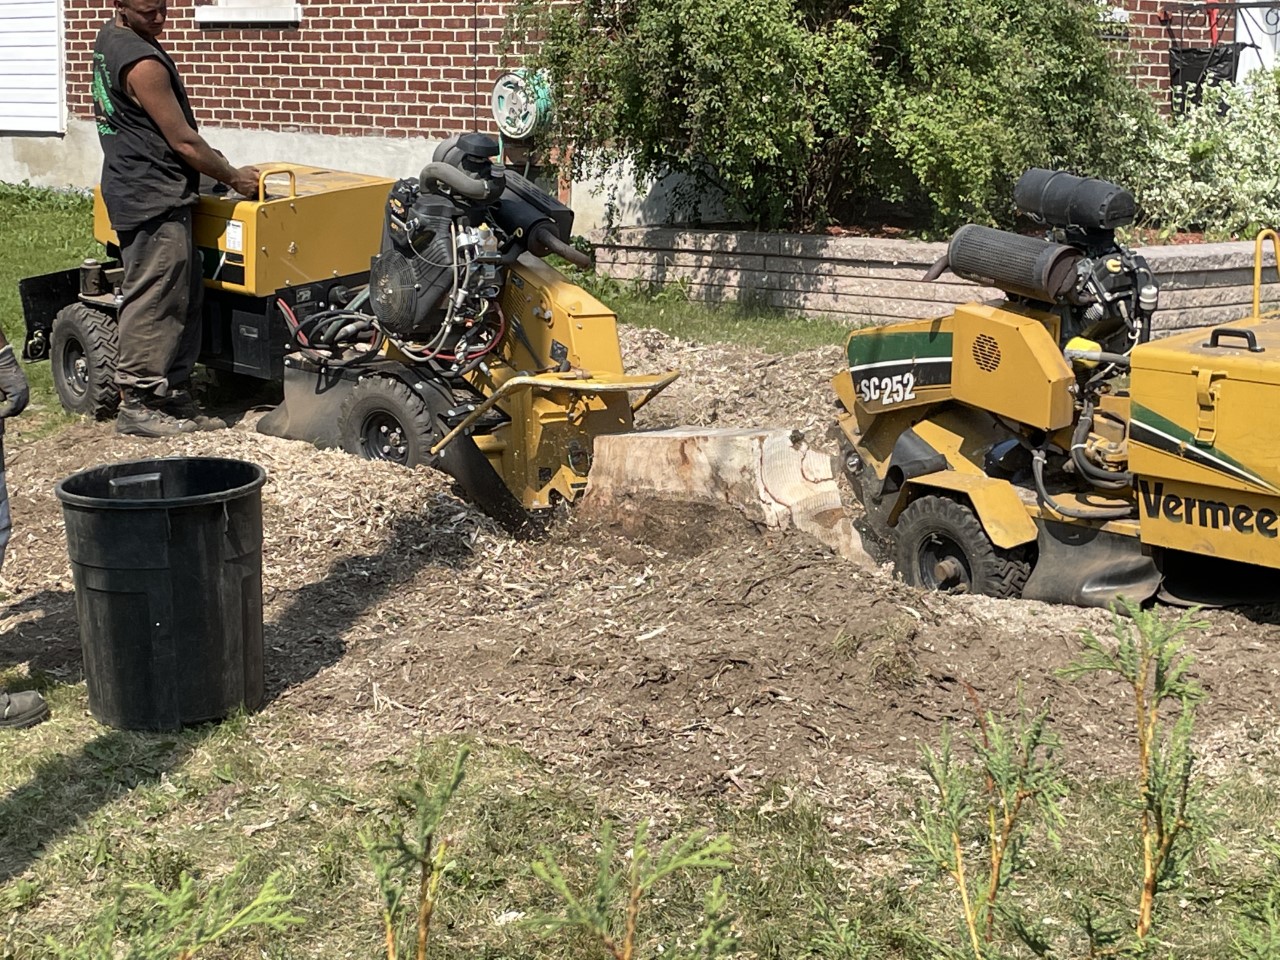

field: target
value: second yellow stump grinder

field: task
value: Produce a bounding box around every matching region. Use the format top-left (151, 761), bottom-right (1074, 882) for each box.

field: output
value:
top-left (832, 169), bottom-right (1280, 607)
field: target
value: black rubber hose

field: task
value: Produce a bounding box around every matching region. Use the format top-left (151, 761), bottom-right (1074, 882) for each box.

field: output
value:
top-left (1064, 348), bottom-right (1132, 367)
top-left (419, 161), bottom-right (492, 201)
top-left (1032, 449), bottom-right (1134, 520)
top-left (333, 320), bottom-right (372, 342)
top-left (1071, 400), bottom-right (1133, 489)
top-left (921, 252), bottom-right (950, 282)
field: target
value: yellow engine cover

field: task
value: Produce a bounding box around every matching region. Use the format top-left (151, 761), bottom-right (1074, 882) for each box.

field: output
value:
top-left (93, 164), bottom-right (394, 296)
top-left (1129, 315), bottom-right (1280, 566)
top-left (949, 303), bottom-right (1074, 431)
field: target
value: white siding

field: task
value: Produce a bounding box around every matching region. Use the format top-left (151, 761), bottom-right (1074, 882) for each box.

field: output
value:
top-left (1237, 10), bottom-right (1278, 81)
top-left (0, 0), bottom-right (64, 134)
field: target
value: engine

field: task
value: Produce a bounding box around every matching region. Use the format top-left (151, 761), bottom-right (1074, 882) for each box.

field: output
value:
top-left (931, 168), bottom-right (1159, 358)
top-left (367, 132), bottom-right (585, 370)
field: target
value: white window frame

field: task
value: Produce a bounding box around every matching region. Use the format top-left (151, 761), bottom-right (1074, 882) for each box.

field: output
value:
top-left (194, 0), bottom-right (303, 27)
top-left (0, 0), bottom-right (67, 134)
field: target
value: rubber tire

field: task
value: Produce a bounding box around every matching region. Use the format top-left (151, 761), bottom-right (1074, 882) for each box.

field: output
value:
top-left (50, 303), bottom-right (120, 419)
top-left (894, 495), bottom-right (1032, 599)
top-left (338, 375), bottom-right (443, 468)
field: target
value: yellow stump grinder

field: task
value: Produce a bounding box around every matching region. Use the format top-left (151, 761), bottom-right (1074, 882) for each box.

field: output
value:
top-left (19, 133), bottom-right (677, 529)
top-left (832, 168), bottom-right (1280, 608)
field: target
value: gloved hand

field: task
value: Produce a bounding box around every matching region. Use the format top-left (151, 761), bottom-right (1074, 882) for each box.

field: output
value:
top-left (0, 344), bottom-right (31, 419)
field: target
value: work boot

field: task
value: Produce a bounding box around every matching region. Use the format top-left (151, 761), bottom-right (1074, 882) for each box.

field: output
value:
top-left (0, 689), bottom-right (49, 729)
top-left (115, 390), bottom-right (200, 437)
top-left (162, 385), bottom-right (224, 431)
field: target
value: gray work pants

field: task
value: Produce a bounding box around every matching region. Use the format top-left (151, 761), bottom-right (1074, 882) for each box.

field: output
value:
top-left (115, 206), bottom-right (204, 398)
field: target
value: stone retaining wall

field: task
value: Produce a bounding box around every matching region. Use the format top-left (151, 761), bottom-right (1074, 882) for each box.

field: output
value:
top-left (593, 228), bottom-right (1280, 333)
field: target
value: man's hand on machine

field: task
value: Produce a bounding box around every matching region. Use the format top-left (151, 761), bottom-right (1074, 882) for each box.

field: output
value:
top-left (226, 165), bottom-right (263, 200)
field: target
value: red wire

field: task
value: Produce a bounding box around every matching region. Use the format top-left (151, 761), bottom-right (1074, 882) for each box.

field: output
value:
top-left (276, 297), bottom-right (309, 346)
top-left (437, 301), bottom-right (506, 362)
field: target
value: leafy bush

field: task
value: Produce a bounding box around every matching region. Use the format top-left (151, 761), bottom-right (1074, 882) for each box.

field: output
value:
top-left (509, 0), bottom-right (1152, 231)
top-left (1112, 68), bottom-right (1280, 238)
top-left (857, 0), bottom-right (1151, 230)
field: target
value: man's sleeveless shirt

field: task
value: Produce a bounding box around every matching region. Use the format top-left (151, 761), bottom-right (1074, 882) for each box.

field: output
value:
top-left (92, 22), bottom-right (199, 231)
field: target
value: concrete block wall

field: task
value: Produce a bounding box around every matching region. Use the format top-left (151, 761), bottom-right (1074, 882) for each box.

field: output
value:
top-left (593, 229), bottom-right (1279, 334)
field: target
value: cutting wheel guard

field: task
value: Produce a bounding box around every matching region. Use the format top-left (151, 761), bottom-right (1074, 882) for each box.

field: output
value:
top-left (429, 369), bottom-right (680, 457)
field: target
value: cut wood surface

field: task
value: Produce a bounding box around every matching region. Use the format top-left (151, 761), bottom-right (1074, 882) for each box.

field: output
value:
top-left (582, 426), bottom-right (873, 565)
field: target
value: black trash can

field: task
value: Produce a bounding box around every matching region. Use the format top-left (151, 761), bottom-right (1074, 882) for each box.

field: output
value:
top-left (54, 457), bottom-right (267, 731)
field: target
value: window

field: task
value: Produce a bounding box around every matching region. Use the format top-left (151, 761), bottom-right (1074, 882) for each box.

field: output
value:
top-left (0, 0), bottom-right (65, 134)
top-left (193, 0), bottom-right (302, 27)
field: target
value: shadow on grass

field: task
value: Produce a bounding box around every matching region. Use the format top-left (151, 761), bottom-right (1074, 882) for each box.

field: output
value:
top-left (0, 588), bottom-right (81, 682)
top-left (0, 507), bottom-right (487, 882)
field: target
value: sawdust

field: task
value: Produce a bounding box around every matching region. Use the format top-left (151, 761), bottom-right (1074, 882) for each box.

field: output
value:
top-left (3, 328), bottom-right (1280, 811)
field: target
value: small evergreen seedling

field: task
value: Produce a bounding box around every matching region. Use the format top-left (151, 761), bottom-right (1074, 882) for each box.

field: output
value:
top-left (910, 696), bottom-right (1064, 960)
top-left (363, 745), bottom-right (469, 960)
top-left (49, 865), bottom-right (300, 960)
top-left (530, 820), bottom-right (735, 960)
top-left (1063, 599), bottom-right (1207, 946)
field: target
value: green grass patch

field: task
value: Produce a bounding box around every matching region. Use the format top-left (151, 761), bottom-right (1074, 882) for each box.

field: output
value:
top-left (562, 264), bottom-right (853, 353)
top-left (3, 678), bottom-right (1279, 960)
top-left (0, 182), bottom-right (103, 439)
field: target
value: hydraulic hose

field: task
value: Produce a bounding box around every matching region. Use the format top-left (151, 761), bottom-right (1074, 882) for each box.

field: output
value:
top-left (1032, 449), bottom-right (1134, 520)
top-left (1070, 398), bottom-right (1133, 489)
top-left (1063, 348), bottom-right (1132, 367)
top-left (333, 319), bottom-right (373, 342)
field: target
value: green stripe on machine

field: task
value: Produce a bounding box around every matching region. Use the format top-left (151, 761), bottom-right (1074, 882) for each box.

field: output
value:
top-left (1129, 403), bottom-right (1278, 493)
top-left (847, 331), bottom-right (953, 370)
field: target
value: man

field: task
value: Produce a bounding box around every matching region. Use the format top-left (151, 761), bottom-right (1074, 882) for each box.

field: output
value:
top-left (92, 0), bottom-right (261, 437)
top-left (0, 331), bottom-right (48, 729)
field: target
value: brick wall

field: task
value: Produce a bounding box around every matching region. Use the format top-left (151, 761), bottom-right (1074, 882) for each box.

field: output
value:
top-left (1121, 0), bottom-right (1234, 110)
top-left (63, 1), bottom-right (508, 136)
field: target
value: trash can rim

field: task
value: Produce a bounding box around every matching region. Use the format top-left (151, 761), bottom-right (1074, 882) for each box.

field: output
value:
top-left (54, 456), bottom-right (267, 510)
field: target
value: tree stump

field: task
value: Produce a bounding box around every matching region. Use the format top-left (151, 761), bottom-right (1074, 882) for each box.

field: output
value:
top-left (581, 427), bottom-right (873, 566)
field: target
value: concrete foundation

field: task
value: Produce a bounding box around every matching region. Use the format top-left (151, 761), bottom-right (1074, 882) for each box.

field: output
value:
top-left (0, 121), bottom-right (690, 234)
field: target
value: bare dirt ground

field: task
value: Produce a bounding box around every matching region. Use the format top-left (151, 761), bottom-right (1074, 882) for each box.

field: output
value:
top-left (3, 326), bottom-right (1280, 819)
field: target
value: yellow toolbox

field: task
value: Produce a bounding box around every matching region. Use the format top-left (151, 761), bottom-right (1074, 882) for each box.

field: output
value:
top-left (1129, 316), bottom-right (1280, 566)
top-left (92, 164), bottom-right (394, 296)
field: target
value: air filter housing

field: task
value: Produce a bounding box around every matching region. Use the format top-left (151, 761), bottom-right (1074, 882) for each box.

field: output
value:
top-left (948, 224), bottom-right (1081, 304)
top-left (1014, 168), bottom-right (1136, 232)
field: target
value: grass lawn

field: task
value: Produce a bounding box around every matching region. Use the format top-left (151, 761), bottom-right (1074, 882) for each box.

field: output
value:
top-left (0, 183), bottom-right (101, 441)
top-left (2, 183), bottom-right (1279, 960)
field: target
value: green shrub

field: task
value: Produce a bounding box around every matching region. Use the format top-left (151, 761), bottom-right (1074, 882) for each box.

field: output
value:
top-left (857, 0), bottom-right (1152, 230)
top-left (509, 0), bottom-right (1152, 231)
top-left (1112, 68), bottom-right (1280, 238)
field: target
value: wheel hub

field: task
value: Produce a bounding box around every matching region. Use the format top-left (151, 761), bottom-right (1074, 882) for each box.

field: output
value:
top-left (61, 341), bottom-right (88, 396)
top-left (919, 533), bottom-right (972, 593)
top-left (932, 556), bottom-right (968, 590)
top-left (377, 422), bottom-right (406, 457)
top-left (362, 411), bottom-right (410, 464)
